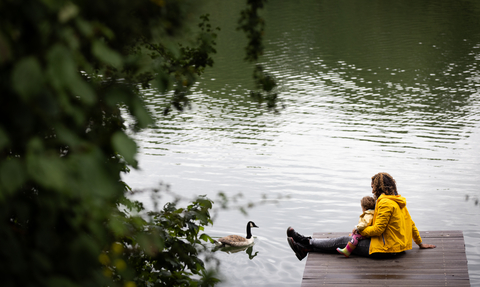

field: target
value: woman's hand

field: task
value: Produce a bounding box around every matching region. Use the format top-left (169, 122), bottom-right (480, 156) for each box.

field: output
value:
top-left (419, 243), bottom-right (436, 249)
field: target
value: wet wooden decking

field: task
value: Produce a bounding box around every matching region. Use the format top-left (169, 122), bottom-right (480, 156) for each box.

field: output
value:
top-left (302, 230), bottom-right (469, 286)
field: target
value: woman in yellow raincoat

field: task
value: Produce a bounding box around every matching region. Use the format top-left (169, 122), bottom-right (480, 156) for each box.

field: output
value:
top-left (287, 172), bottom-right (436, 261)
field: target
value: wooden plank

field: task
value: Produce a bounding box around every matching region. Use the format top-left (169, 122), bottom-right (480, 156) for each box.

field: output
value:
top-left (302, 271), bottom-right (469, 277)
top-left (304, 258), bottom-right (469, 266)
top-left (305, 258), bottom-right (469, 265)
top-left (302, 274), bottom-right (470, 281)
top-left (302, 279), bottom-right (471, 287)
top-left (301, 230), bottom-right (470, 286)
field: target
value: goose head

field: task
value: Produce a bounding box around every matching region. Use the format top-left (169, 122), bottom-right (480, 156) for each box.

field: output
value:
top-left (246, 221), bottom-right (259, 239)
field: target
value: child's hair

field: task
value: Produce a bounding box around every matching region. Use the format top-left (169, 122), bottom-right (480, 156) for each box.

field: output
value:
top-left (361, 196), bottom-right (376, 210)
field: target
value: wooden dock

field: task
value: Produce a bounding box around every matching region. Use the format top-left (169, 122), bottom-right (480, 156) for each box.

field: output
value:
top-left (302, 230), bottom-right (470, 286)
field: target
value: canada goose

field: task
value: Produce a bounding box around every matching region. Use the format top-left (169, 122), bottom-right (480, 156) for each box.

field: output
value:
top-left (216, 221), bottom-right (259, 247)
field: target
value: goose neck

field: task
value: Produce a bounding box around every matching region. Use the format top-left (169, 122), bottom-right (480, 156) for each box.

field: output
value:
top-left (246, 224), bottom-right (252, 239)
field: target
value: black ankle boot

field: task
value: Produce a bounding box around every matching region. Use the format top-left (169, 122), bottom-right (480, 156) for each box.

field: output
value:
top-left (287, 226), bottom-right (312, 246)
top-left (287, 237), bottom-right (311, 261)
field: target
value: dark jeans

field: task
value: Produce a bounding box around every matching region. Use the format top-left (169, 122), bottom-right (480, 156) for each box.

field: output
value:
top-left (311, 236), bottom-right (400, 258)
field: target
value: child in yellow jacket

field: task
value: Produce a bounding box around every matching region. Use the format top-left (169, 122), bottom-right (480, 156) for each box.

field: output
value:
top-left (337, 196), bottom-right (376, 257)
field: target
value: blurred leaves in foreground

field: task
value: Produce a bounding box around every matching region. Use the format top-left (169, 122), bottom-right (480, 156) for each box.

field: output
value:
top-left (0, 0), bottom-right (273, 286)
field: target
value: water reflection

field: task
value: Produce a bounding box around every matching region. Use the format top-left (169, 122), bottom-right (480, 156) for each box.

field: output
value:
top-left (126, 0), bottom-right (480, 286)
top-left (213, 244), bottom-right (259, 260)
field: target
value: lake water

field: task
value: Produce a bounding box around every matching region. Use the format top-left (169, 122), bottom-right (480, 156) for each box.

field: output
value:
top-left (124, 1), bottom-right (480, 286)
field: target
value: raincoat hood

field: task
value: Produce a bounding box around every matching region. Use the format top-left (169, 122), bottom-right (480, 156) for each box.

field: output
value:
top-left (377, 194), bottom-right (406, 209)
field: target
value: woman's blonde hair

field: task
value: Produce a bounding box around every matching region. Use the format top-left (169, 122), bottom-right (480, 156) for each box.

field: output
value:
top-left (371, 172), bottom-right (398, 199)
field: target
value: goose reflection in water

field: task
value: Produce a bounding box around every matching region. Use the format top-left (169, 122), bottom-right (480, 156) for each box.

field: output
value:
top-left (213, 245), bottom-right (259, 260)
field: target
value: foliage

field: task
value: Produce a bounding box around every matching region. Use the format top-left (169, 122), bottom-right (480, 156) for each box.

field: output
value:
top-left (238, 0), bottom-right (280, 111)
top-left (0, 0), bottom-right (274, 286)
top-left (110, 189), bottom-right (220, 287)
top-left (136, 13), bottom-right (220, 115)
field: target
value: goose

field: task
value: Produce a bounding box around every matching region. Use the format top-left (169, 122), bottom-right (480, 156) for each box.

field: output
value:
top-left (216, 221), bottom-right (259, 247)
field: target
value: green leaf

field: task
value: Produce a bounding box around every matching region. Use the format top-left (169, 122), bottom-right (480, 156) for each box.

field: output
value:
top-left (12, 56), bottom-right (44, 99)
top-left (131, 97), bottom-right (153, 129)
top-left (25, 138), bottom-right (68, 191)
top-left (58, 2), bottom-right (79, 23)
top-left (54, 124), bottom-right (81, 148)
top-left (109, 215), bottom-right (127, 236)
top-left (0, 159), bottom-right (26, 195)
top-left (92, 41), bottom-right (122, 68)
top-left (111, 132), bottom-right (137, 166)
top-left (71, 77), bottom-right (96, 105)
top-left (0, 126), bottom-right (9, 149)
top-left (105, 88), bottom-right (128, 107)
top-left (75, 18), bottom-right (93, 37)
top-left (199, 234), bottom-right (212, 243)
top-left (27, 155), bottom-right (68, 191)
top-left (153, 69), bottom-right (171, 93)
top-left (46, 44), bottom-right (78, 89)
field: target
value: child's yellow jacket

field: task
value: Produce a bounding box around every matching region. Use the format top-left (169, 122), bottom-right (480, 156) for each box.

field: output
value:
top-left (360, 194), bottom-right (422, 254)
top-left (355, 209), bottom-right (374, 232)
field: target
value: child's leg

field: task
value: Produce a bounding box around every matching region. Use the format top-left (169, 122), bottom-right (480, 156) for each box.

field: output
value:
top-left (336, 234), bottom-right (364, 257)
top-left (350, 233), bottom-right (365, 245)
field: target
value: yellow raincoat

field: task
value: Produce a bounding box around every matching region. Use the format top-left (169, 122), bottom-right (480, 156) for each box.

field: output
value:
top-left (360, 194), bottom-right (422, 254)
top-left (355, 209), bottom-right (374, 232)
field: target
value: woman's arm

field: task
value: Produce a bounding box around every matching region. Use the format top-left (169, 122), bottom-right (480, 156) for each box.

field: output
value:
top-left (355, 213), bottom-right (373, 232)
top-left (411, 219), bottom-right (422, 245)
top-left (412, 223), bottom-right (435, 248)
top-left (406, 206), bottom-right (422, 244)
top-left (360, 201), bottom-right (392, 237)
top-left (405, 207), bottom-right (429, 247)
top-left (355, 219), bottom-right (368, 231)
